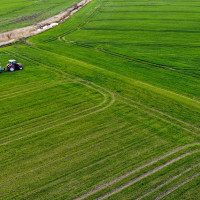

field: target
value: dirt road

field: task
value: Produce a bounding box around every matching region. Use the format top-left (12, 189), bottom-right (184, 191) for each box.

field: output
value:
top-left (0, 0), bottom-right (93, 46)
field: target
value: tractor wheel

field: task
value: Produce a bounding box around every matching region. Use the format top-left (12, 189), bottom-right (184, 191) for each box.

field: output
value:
top-left (9, 67), bottom-right (15, 72)
top-left (19, 66), bottom-right (23, 70)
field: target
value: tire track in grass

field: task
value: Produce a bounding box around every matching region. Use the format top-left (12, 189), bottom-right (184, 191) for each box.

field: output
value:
top-left (29, 44), bottom-right (200, 136)
top-left (59, 38), bottom-right (200, 133)
top-left (0, 87), bottom-right (113, 146)
top-left (136, 163), bottom-right (200, 200)
top-left (120, 96), bottom-right (200, 131)
top-left (28, 42), bottom-right (200, 138)
top-left (1, 113), bottom-right (161, 176)
top-left (95, 150), bottom-right (200, 200)
top-left (45, 0), bottom-right (106, 43)
top-left (27, 42), bottom-right (200, 136)
top-left (61, 38), bottom-right (200, 79)
top-left (0, 101), bottom-right (92, 140)
top-left (155, 172), bottom-right (200, 200)
top-left (0, 51), bottom-right (115, 146)
top-left (0, 80), bottom-right (49, 95)
top-left (0, 85), bottom-right (83, 118)
top-left (74, 143), bottom-right (199, 200)
top-left (0, 80), bottom-right (64, 100)
top-left (1, 120), bottom-right (127, 182)
top-left (0, 81), bottom-right (87, 132)
top-left (118, 97), bottom-right (200, 136)
top-left (0, 81), bottom-right (101, 132)
top-left (6, 126), bottom-right (187, 199)
top-left (1, 124), bottom-right (131, 197)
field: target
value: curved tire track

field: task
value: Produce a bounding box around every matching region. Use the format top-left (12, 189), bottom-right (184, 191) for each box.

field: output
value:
top-left (25, 42), bottom-right (200, 136)
top-left (0, 50), bottom-right (115, 146)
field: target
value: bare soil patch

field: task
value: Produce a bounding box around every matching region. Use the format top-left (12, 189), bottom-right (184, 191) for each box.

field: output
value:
top-left (0, 0), bottom-right (93, 46)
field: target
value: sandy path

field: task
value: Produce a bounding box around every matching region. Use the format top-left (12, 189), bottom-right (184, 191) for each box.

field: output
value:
top-left (0, 0), bottom-right (93, 46)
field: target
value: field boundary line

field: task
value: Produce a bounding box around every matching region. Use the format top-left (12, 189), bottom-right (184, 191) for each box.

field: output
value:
top-left (0, 0), bottom-right (96, 46)
top-left (74, 143), bottom-right (199, 200)
top-left (155, 172), bottom-right (200, 200)
top-left (136, 163), bottom-right (200, 200)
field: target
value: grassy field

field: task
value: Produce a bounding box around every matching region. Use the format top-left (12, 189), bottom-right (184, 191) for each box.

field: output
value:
top-left (0, 0), bottom-right (80, 33)
top-left (0, 0), bottom-right (200, 199)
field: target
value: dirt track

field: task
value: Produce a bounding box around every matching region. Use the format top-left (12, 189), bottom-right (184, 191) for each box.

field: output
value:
top-left (0, 0), bottom-right (93, 46)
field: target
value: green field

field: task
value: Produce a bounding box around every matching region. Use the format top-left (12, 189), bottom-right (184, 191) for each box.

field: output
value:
top-left (0, 0), bottom-right (80, 33)
top-left (0, 0), bottom-right (200, 199)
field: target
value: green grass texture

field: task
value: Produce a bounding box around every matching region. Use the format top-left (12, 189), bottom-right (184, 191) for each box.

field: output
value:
top-left (0, 0), bottom-right (199, 199)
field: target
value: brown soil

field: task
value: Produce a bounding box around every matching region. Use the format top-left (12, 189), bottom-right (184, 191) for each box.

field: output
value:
top-left (0, 0), bottom-right (93, 46)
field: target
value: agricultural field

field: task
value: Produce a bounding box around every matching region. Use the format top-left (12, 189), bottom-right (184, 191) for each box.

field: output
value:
top-left (0, 0), bottom-right (80, 33)
top-left (0, 0), bottom-right (200, 199)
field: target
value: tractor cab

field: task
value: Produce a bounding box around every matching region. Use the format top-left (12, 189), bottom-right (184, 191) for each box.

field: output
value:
top-left (9, 60), bottom-right (17, 65)
top-left (7, 59), bottom-right (23, 72)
